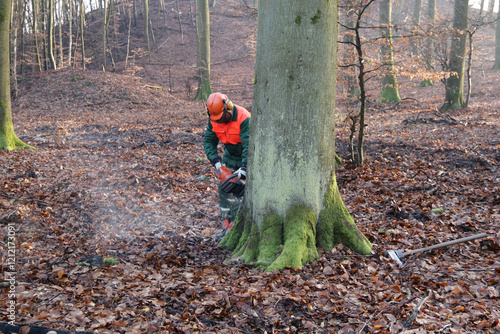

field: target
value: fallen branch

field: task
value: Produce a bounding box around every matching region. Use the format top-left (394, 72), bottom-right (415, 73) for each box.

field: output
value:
top-left (403, 290), bottom-right (431, 328)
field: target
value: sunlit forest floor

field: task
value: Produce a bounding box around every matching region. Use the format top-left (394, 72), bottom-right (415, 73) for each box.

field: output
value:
top-left (1, 0), bottom-right (499, 332)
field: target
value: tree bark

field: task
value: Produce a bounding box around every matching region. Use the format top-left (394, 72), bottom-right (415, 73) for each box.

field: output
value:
top-left (379, 0), bottom-right (401, 102)
top-left (411, 0), bottom-right (422, 57)
top-left (48, 0), bottom-right (57, 69)
top-left (0, 0), bottom-right (32, 150)
top-left (494, 6), bottom-right (500, 69)
top-left (79, 0), bottom-right (85, 69)
top-left (143, 0), bottom-right (150, 51)
top-left (220, 0), bottom-right (372, 271)
top-left (441, 0), bottom-right (468, 110)
top-left (32, 0), bottom-right (43, 71)
top-left (194, 0), bottom-right (212, 100)
top-left (420, 0), bottom-right (436, 87)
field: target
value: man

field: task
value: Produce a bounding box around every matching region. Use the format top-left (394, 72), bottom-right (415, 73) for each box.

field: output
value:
top-left (204, 92), bottom-right (251, 237)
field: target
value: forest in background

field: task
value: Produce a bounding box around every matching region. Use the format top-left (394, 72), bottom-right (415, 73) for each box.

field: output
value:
top-left (1, 0), bottom-right (499, 332)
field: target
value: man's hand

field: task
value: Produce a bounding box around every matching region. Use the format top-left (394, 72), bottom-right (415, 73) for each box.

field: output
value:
top-left (210, 156), bottom-right (223, 170)
top-left (234, 163), bottom-right (246, 180)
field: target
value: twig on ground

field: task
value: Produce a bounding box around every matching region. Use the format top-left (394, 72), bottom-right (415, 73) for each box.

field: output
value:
top-left (403, 290), bottom-right (431, 328)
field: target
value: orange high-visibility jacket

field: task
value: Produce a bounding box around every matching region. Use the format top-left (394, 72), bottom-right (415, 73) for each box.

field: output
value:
top-left (204, 105), bottom-right (251, 168)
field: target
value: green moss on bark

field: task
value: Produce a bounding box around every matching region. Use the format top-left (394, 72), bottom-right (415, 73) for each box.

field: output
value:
top-left (255, 213), bottom-right (282, 268)
top-left (317, 176), bottom-right (372, 254)
top-left (266, 205), bottom-right (318, 271)
top-left (419, 79), bottom-right (434, 87)
top-left (194, 79), bottom-right (212, 101)
top-left (221, 178), bottom-right (372, 271)
top-left (0, 102), bottom-right (34, 151)
top-left (378, 76), bottom-right (401, 103)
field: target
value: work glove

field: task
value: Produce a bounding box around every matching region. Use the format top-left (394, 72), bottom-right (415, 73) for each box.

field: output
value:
top-left (210, 156), bottom-right (223, 170)
top-left (234, 162), bottom-right (246, 180)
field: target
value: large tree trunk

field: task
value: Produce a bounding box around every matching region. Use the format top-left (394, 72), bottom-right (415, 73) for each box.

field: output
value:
top-left (441, 0), bottom-right (468, 110)
top-left (378, 0), bottom-right (401, 102)
top-left (194, 0), bottom-right (212, 100)
top-left (220, 0), bottom-right (372, 271)
top-left (0, 0), bottom-right (32, 150)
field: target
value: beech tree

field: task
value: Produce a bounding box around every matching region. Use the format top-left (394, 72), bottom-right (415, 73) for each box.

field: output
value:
top-left (441, 0), bottom-right (468, 110)
top-left (378, 0), bottom-right (401, 102)
top-left (220, 0), bottom-right (372, 271)
top-left (495, 5), bottom-right (500, 69)
top-left (194, 0), bottom-right (212, 100)
top-left (0, 0), bottom-right (32, 150)
top-left (420, 0), bottom-right (436, 87)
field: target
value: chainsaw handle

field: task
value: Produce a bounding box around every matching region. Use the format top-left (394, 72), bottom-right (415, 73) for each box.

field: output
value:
top-left (403, 233), bottom-right (488, 256)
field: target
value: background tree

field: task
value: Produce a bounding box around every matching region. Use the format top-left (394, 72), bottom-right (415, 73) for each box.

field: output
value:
top-left (0, 0), bottom-right (32, 150)
top-left (194, 0), bottom-right (212, 100)
top-left (144, 0), bottom-right (150, 51)
top-left (48, 0), bottom-right (57, 69)
top-left (378, 0), bottom-right (401, 102)
top-left (495, 4), bottom-right (500, 69)
top-left (411, 0), bottom-right (423, 57)
top-left (220, 0), bottom-right (372, 271)
top-left (339, 0), bottom-right (377, 165)
top-left (420, 0), bottom-right (437, 87)
top-left (441, 0), bottom-right (468, 110)
top-left (80, 0), bottom-right (86, 69)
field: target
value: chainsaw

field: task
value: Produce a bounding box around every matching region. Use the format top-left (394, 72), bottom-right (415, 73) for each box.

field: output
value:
top-left (215, 166), bottom-right (245, 198)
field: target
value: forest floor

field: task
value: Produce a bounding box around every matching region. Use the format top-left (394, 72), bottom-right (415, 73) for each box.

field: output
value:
top-left (1, 0), bottom-right (499, 333)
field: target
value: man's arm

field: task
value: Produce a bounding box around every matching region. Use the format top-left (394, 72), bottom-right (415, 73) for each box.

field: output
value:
top-left (203, 120), bottom-right (220, 164)
top-left (240, 118), bottom-right (250, 164)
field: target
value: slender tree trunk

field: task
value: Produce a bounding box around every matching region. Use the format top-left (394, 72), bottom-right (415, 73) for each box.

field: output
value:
top-left (379, 0), bottom-right (401, 102)
top-left (176, 0), bottom-right (184, 43)
top-left (0, 0), bottom-right (32, 150)
top-left (420, 0), bottom-right (436, 87)
top-left (441, 0), bottom-right (468, 110)
top-left (48, 0), bottom-right (57, 69)
top-left (125, 7), bottom-right (132, 68)
top-left (68, 0), bottom-right (72, 67)
top-left (220, 0), bottom-right (372, 271)
top-left (11, 0), bottom-right (18, 97)
top-left (32, 0), bottom-right (43, 71)
top-left (80, 0), bottom-right (85, 69)
top-left (494, 7), bottom-right (500, 69)
top-left (143, 0), bottom-right (150, 51)
top-left (57, 7), bottom-right (64, 67)
top-left (103, 0), bottom-right (108, 69)
top-left (194, 0), bottom-right (212, 100)
top-left (411, 0), bottom-right (422, 57)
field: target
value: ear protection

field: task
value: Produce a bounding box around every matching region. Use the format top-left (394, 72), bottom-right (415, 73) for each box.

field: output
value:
top-left (223, 99), bottom-right (234, 111)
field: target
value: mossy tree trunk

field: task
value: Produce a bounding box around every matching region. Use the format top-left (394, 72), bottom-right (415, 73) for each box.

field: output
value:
top-left (194, 0), bottom-right (212, 100)
top-left (441, 0), bottom-right (468, 110)
top-left (0, 0), bottom-right (32, 150)
top-left (220, 0), bottom-right (372, 271)
top-left (378, 0), bottom-right (401, 103)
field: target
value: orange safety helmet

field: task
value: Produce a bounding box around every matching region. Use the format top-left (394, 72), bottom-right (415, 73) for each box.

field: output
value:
top-left (207, 92), bottom-right (234, 121)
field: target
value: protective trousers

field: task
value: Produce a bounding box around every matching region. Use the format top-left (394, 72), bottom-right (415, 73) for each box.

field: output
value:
top-left (218, 183), bottom-right (241, 225)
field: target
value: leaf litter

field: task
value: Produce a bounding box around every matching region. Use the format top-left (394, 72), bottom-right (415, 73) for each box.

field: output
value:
top-left (1, 0), bottom-right (499, 332)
